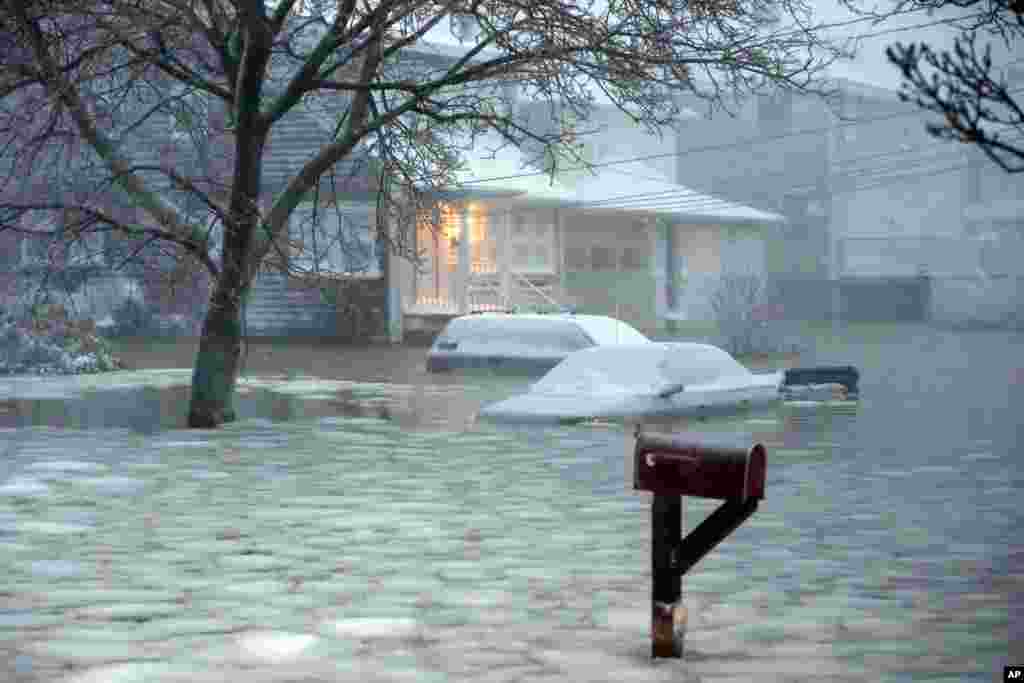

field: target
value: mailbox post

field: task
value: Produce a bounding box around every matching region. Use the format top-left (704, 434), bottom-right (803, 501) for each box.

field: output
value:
top-left (634, 431), bottom-right (767, 659)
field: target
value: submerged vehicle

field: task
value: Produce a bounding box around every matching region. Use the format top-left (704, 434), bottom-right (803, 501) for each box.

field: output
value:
top-left (425, 312), bottom-right (650, 374)
top-left (477, 342), bottom-right (859, 424)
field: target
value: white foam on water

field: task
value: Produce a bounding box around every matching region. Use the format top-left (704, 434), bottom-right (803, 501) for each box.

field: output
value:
top-left (0, 476), bottom-right (50, 498)
top-left (234, 631), bottom-right (319, 663)
top-left (18, 520), bottom-right (90, 534)
top-left (191, 469), bottom-right (230, 480)
top-left (26, 460), bottom-right (105, 473)
top-left (0, 368), bottom-right (193, 400)
top-left (912, 465), bottom-right (959, 475)
top-left (76, 476), bottom-right (147, 495)
top-left (328, 617), bottom-right (421, 640)
top-left (963, 452), bottom-right (997, 460)
top-left (60, 662), bottom-right (174, 683)
top-left (782, 400), bottom-right (824, 408)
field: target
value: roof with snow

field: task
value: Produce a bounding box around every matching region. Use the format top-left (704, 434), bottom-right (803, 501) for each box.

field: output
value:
top-left (432, 137), bottom-right (784, 225)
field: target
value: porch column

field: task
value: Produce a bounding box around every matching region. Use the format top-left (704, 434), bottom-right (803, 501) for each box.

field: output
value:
top-left (662, 217), bottom-right (679, 333)
top-left (385, 203), bottom-right (403, 343)
top-left (500, 208), bottom-right (511, 309)
top-left (457, 203), bottom-right (471, 313)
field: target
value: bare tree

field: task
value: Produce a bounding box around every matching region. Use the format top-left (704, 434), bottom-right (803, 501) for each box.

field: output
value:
top-left (856, 0), bottom-right (1024, 172)
top-left (2, 0), bottom-right (846, 428)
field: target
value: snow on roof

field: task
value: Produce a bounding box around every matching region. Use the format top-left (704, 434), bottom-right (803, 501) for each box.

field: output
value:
top-left (441, 136), bottom-right (784, 225)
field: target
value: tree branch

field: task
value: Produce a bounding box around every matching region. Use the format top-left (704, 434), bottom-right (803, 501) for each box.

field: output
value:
top-left (6, 1), bottom-right (211, 252)
top-left (2, 201), bottom-right (219, 277)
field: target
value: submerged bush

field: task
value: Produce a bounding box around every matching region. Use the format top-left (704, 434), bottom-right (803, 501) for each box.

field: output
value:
top-left (0, 311), bottom-right (122, 376)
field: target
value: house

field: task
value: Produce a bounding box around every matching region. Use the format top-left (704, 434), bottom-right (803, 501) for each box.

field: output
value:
top-left (670, 75), bottom-right (1024, 328)
top-left (396, 127), bottom-right (785, 340)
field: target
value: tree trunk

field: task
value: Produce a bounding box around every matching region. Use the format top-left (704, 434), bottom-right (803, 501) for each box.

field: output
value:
top-left (187, 272), bottom-right (245, 428)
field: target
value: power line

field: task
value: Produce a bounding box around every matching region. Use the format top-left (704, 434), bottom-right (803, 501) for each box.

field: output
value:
top-left (457, 74), bottom-right (1024, 191)
top-left (490, 128), bottom-right (1024, 214)
top-left (460, 109), bottom-right (943, 186)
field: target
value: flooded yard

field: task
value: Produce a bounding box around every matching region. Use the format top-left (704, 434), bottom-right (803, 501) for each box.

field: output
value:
top-left (0, 324), bottom-right (1021, 682)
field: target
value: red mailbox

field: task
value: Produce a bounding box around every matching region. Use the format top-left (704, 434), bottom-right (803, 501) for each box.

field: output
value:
top-left (634, 432), bottom-right (766, 501)
top-left (633, 431), bottom-right (768, 659)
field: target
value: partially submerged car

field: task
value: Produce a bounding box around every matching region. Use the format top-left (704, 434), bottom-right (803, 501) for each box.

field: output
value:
top-left (477, 342), bottom-right (859, 424)
top-left (425, 312), bottom-right (650, 374)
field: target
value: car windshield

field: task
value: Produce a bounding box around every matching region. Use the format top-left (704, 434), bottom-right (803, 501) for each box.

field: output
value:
top-left (571, 317), bottom-right (649, 345)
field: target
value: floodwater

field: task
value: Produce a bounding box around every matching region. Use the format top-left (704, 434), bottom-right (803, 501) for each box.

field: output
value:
top-left (0, 324), bottom-right (1021, 682)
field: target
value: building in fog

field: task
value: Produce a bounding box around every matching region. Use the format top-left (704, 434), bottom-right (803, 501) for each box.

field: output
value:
top-left (671, 74), bottom-right (1024, 328)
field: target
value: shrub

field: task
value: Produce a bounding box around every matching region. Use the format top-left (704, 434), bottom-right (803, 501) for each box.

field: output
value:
top-left (0, 310), bottom-right (122, 376)
top-left (709, 274), bottom-right (766, 356)
top-left (708, 274), bottom-right (804, 356)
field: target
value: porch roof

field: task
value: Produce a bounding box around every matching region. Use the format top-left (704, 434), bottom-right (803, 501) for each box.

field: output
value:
top-left (432, 138), bottom-right (785, 226)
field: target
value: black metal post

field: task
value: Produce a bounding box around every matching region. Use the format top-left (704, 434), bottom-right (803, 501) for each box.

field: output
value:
top-left (651, 494), bottom-right (684, 658)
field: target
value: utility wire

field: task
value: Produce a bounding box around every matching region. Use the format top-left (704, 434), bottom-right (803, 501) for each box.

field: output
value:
top-left (457, 80), bottom-right (1024, 191)
top-left (530, 128), bottom-right (1024, 214)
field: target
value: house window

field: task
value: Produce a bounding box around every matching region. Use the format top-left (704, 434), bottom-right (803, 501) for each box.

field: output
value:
top-left (620, 246), bottom-right (649, 270)
top-left (591, 246), bottom-right (617, 271)
top-left (565, 246), bottom-right (589, 270)
top-left (290, 202), bottom-right (380, 276)
top-left (508, 209), bottom-right (555, 274)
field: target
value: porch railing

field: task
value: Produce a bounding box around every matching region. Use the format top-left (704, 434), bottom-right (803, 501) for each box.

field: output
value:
top-left (410, 268), bottom-right (562, 315)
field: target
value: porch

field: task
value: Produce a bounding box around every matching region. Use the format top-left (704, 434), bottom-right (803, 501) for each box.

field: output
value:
top-left (403, 201), bottom-right (565, 317)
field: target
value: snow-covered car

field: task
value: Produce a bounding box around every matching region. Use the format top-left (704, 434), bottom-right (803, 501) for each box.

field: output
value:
top-left (477, 342), bottom-right (858, 424)
top-left (425, 312), bottom-right (650, 373)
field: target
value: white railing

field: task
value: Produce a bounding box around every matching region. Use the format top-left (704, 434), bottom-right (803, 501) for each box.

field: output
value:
top-left (511, 271), bottom-right (560, 309)
top-left (408, 269), bottom-right (562, 315)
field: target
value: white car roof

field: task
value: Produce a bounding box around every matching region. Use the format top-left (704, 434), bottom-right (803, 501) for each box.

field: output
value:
top-left (532, 342), bottom-right (752, 396)
top-left (459, 313), bottom-right (649, 345)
